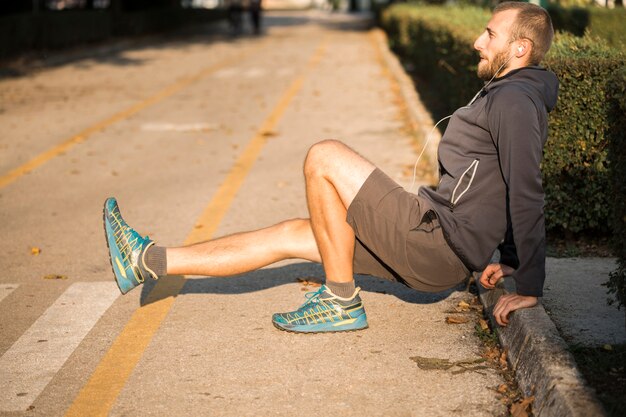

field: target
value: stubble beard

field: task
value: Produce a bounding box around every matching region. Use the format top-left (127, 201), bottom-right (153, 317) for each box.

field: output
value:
top-left (477, 48), bottom-right (510, 81)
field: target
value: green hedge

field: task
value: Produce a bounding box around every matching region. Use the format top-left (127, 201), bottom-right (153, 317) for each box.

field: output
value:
top-left (547, 5), bottom-right (626, 49)
top-left (380, 4), bottom-right (626, 308)
top-left (606, 65), bottom-right (626, 312)
top-left (541, 35), bottom-right (625, 235)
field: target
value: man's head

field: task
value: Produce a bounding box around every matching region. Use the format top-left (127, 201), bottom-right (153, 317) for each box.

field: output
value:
top-left (473, 2), bottom-right (554, 80)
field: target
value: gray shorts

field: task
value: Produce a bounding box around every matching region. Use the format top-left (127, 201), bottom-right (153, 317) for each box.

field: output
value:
top-left (346, 168), bottom-right (469, 292)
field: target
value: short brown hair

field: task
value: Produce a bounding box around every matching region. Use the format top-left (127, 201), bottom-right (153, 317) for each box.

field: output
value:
top-left (494, 1), bottom-right (554, 65)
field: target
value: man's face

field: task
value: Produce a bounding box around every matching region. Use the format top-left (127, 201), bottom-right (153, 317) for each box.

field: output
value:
top-left (473, 10), bottom-right (518, 80)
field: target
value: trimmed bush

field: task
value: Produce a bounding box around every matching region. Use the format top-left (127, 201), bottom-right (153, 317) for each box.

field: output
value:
top-left (542, 33), bottom-right (625, 235)
top-left (606, 65), bottom-right (626, 312)
top-left (547, 5), bottom-right (626, 49)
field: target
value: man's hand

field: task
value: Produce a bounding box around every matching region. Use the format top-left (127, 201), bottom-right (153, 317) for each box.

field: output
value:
top-left (479, 264), bottom-right (537, 325)
top-left (479, 263), bottom-right (515, 289)
top-left (492, 293), bottom-right (537, 326)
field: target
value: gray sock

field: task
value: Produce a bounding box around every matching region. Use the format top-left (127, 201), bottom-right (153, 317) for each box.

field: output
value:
top-left (143, 245), bottom-right (167, 278)
top-left (326, 280), bottom-right (356, 298)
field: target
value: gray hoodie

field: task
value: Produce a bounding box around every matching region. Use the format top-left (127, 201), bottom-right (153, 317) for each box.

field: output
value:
top-left (419, 66), bottom-right (559, 297)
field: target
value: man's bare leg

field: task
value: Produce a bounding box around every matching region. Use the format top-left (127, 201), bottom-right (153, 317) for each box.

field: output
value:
top-left (303, 140), bottom-right (376, 284)
top-left (166, 219), bottom-right (321, 276)
top-left (165, 140), bottom-right (374, 282)
top-left (104, 139), bottom-right (376, 331)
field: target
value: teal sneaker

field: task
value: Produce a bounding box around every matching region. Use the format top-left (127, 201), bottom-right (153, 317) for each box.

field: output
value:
top-left (103, 198), bottom-right (157, 294)
top-left (272, 285), bottom-right (368, 333)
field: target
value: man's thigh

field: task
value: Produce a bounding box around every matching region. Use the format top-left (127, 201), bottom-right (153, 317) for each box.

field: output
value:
top-left (347, 169), bottom-right (469, 292)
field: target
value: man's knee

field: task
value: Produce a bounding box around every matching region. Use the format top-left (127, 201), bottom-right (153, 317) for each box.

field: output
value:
top-left (277, 218), bottom-right (310, 237)
top-left (304, 139), bottom-right (348, 179)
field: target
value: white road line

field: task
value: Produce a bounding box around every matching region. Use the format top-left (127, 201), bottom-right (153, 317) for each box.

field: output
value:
top-left (0, 284), bottom-right (19, 304)
top-left (213, 68), bottom-right (239, 78)
top-left (0, 282), bottom-right (120, 411)
top-left (243, 67), bottom-right (266, 78)
top-left (277, 68), bottom-right (295, 77)
top-left (140, 122), bottom-right (217, 132)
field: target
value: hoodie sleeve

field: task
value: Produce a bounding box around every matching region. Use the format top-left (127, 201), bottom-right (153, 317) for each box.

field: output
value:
top-left (498, 217), bottom-right (520, 269)
top-left (488, 87), bottom-right (546, 297)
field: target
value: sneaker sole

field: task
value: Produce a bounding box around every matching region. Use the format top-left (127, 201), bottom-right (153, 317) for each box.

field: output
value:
top-left (102, 200), bottom-right (136, 295)
top-left (272, 314), bottom-right (369, 333)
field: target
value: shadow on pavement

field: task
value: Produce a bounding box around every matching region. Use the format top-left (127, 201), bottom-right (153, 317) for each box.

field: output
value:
top-left (139, 261), bottom-right (461, 306)
top-left (0, 11), bottom-right (373, 79)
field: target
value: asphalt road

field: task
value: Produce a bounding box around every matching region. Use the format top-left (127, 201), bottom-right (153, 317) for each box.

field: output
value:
top-left (0, 11), bottom-right (510, 416)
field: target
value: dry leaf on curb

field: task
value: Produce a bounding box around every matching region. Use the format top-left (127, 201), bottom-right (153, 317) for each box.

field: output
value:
top-left (446, 316), bottom-right (470, 324)
top-left (43, 274), bottom-right (67, 280)
top-left (510, 396), bottom-right (534, 417)
top-left (496, 383), bottom-right (508, 394)
top-left (31, 247), bottom-right (41, 255)
top-left (479, 318), bottom-right (490, 331)
top-left (457, 300), bottom-right (470, 311)
top-left (484, 346), bottom-right (500, 361)
top-left (499, 350), bottom-right (508, 368)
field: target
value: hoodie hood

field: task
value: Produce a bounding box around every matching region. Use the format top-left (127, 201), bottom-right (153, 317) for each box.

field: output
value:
top-left (484, 66), bottom-right (559, 112)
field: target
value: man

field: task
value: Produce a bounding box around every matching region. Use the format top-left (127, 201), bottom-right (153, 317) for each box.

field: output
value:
top-left (104, 2), bottom-right (558, 333)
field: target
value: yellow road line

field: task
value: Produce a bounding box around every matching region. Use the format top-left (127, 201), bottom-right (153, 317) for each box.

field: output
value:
top-left (186, 39), bottom-right (326, 246)
top-left (0, 52), bottom-right (250, 190)
top-left (64, 38), bottom-right (328, 417)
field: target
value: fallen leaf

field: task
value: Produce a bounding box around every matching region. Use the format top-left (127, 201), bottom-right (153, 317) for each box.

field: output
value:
top-left (483, 346), bottom-right (500, 361)
top-left (499, 350), bottom-right (508, 368)
top-left (43, 274), bottom-right (67, 280)
top-left (510, 396), bottom-right (534, 417)
top-left (296, 277), bottom-right (323, 287)
top-left (457, 300), bottom-right (470, 311)
top-left (510, 403), bottom-right (529, 417)
top-left (446, 316), bottom-right (470, 324)
top-left (31, 247), bottom-right (41, 255)
top-left (603, 344), bottom-right (613, 351)
top-left (410, 356), bottom-right (454, 370)
top-left (450, 364), bottom-right (489, 375)
top-left (479, 318), bottom-right (490, 331)
top-left (410, 356), bottom-right (485, 373)
top-left (497, 383), bottom-right (508, 394)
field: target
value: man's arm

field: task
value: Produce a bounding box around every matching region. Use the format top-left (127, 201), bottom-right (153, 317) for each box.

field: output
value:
top-left (488, 88), bottom-right (547, 297)
top-left (498, 212), bottom-right (519, 270)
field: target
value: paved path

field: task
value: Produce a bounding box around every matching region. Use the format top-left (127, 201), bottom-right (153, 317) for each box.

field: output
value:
top-left (0, 11), bottom-right (508, 416)
top-left (544, 257), bottom-right (624, 347)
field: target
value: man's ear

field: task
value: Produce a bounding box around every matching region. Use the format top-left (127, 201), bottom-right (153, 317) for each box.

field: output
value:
top-left (515, 40), bottom-right (531, 58)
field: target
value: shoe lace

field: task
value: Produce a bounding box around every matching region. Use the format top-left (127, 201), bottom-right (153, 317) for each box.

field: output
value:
top-left (300, 287), bottom-right (325, 308)
top-left (110, 208), bottom-right (146, 257)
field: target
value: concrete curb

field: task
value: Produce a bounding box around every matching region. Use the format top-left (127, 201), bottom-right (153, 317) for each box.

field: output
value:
top-left (373, 23), bottom-right (608, 417)
top-left (477, 275), bottom-right (607, 417)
